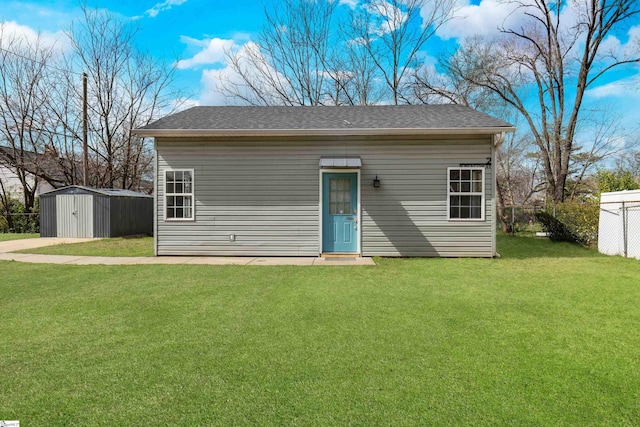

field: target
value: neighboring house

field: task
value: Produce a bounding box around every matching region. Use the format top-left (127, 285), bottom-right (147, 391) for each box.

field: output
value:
top-left (134, 105), bottom-right (515, 257)
top-left (0, 146), bottom-right (84, 203)
top-left (0, 158), bottom-right (55, 201)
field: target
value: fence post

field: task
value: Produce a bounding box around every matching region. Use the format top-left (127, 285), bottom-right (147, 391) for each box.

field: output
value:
top-left (622, 201), bottom-right (628, 258)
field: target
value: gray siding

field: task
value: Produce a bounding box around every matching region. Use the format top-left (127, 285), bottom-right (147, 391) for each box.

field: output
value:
top-left (360, 144), bottom-right (493, 256)
top-left (156, 137), bottom-right (495, 257)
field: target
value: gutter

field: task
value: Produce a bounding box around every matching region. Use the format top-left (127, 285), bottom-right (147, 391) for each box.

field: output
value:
top-left (133, 127), bottom-right (516, 138)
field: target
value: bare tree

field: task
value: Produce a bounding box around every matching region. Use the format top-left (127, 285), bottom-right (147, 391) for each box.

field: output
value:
top-left (217, 0), bottom-right (455, 106)
top-left (566, 107), bottom-right (636, 199)
top-left (418, 1), bottom-right (640, 202)
top-left (354, 0), bottom-right (456, 104)
top-left (62, 5), bottom-right (179, 189)
top-left (217, 0), bottom-right (340, 106)
top-left (0, 25), bottom-right (56, 211)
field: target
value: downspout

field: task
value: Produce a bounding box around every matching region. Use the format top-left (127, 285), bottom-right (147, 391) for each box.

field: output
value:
top-left (492, 133), bottom-right (505, 257)
top-left (154, 139), bottom-right (158, 256)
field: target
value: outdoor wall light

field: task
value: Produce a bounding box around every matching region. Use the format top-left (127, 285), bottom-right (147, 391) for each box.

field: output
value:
top-left (373, 175), bottom-right (381, 188)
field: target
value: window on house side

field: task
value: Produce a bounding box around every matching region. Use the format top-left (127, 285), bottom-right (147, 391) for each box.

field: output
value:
top-left (165, 169), bottom-right (194, 220)
top-left (448, 167), bottom-right (484, 220)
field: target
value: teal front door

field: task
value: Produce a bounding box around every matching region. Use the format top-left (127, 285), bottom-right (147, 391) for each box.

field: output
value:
top-left (323, 172), bottom-right (358, 253)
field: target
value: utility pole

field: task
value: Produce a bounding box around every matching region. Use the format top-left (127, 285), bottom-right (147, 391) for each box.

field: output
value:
top-left (82, 72), bottom-right (88, 186)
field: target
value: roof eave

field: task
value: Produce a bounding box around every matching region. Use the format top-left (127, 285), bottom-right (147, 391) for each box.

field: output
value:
top-left (132, 127), bottom-right (516, 138)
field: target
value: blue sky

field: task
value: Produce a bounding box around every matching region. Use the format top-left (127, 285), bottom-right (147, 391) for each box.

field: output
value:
top-left (1, 0), bottom-right (639, 139)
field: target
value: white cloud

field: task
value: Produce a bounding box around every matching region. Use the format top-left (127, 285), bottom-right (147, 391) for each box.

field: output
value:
top-left (585, 78), bottom-right (638, 99)
top-left (339, 0), bottom-right (359, 9)
top-left (179, 35), bottom-right (210, 48)
top-left (198, 40), bottom-right (251, 105)
top-left (436, 0), bottom-right (519, 40)
top-left (364, 0), bottom-right (408, 36)
top-left (200, 41), bottom-right (289, 105)
top-left (176, 37), bottom-right (236, 69)
top-left (600, 24), bottom-right (640, 59)
top-left (436, 0), bottom-right (599, 42)
top-left (170, 97), bottom-right (200, 111)
top-left (181, 35), bottom-right (293, 105)
top-left (0, 20), bottom-right (69, 52)
top-left (146, 0), bottom-right (188, 18)
top-left (200, 68), bottom-right (234, 105)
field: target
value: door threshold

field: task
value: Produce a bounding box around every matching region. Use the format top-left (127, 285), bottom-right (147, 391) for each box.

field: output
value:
top-left (321, 253), bottom-right (361, 258)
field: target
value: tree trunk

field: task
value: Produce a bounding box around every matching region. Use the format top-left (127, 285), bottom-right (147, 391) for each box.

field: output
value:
top-left (496, 180), bottom-right (513, 233)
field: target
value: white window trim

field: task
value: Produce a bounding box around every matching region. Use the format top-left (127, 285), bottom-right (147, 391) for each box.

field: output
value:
top-left (447, 166), bottom-right (485, 221)
top-left (164, 168), bottom-right (195, 222)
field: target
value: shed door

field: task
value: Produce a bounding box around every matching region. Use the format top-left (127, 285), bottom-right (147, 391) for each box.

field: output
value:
top-left (56, 195), bottom-right (93, 238)
top-left (322, 173), bottom-right (358, 253)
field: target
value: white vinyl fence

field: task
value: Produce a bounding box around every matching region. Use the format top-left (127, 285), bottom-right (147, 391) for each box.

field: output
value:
top-left (599, 190), bottom-right (640, 259)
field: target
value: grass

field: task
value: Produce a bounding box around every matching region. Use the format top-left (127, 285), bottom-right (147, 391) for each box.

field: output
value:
top-left (0, 232), bottom-right (39, 241)
top-left (497, 232), bottom-right (603, 259)
top-left (1, 235), bottom-right (639, 425)
top-left (15, 235), bottom-right (154, 257)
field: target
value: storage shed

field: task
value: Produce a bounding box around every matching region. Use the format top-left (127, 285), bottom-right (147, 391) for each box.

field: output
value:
top-left (40, 186), bottom-right (153, 238)
top-left (598, 190), bottom-right (640, 259)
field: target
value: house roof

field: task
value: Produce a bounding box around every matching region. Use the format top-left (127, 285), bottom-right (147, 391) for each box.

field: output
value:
top-left (0, 145), bottom-right (78, 186)
top-left (134, 105), bottom-right (515, 137)
top-left (40, 185), bottom-right (153, 198)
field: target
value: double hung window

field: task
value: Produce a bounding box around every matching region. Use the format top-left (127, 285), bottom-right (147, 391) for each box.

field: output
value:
top-left (165, 169), bottom-right (194, 220)
top-left (448, 167), bottom-right (484, 220)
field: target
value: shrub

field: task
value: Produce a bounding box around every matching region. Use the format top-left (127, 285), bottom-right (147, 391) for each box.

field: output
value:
top-left (596, 169), bottom-right (640, 193)
top-left (0, 196), bottom-right (39, 233)
top-left (535, 200), bottom-right (599, 246)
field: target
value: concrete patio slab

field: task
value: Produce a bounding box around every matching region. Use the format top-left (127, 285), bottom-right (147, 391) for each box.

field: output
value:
top-left (0, 238), bottom-right (376, 266)
top-left (313, 257), bottom-right (376, 266)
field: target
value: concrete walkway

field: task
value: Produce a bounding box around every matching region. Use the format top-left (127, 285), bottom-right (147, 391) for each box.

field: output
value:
top-left (0, 238), bottom-right (375, 266)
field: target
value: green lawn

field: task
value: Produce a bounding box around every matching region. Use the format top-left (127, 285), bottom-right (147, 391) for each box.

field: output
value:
top-left (0, 232), bottom-right (39, 241)
top-left (1, 235), bottom-right (639, 425)
top-left (15, 235), bottom-right (154, 257)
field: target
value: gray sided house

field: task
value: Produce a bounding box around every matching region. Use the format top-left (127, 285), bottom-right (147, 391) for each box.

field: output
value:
top-left (40, 186), bottom-right (153, 238)
top-left (135, 105), bottom-right (514, 257)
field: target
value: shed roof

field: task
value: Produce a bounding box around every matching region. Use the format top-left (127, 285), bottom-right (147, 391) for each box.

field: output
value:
top-left (134, 105), bottom-right (515, 137)
top-left (40, 185), bottom-right (153, 198)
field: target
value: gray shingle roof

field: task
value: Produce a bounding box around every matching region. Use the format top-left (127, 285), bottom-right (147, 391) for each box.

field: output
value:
top-left (135, 105), bottom-right (514, 136)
